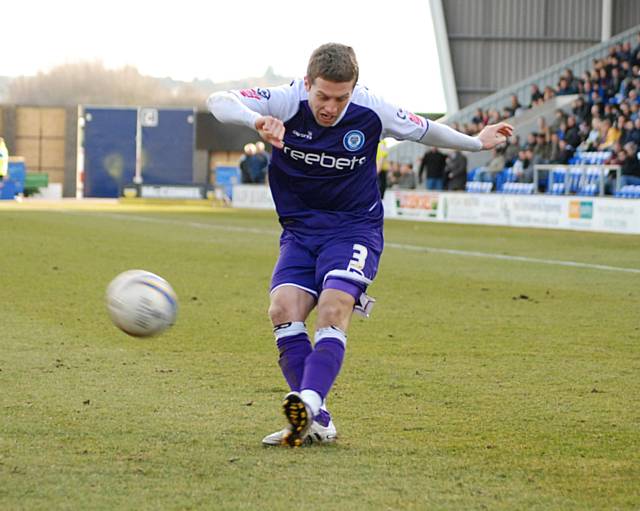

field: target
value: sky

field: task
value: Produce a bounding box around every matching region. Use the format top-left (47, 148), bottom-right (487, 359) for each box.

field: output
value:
top-left (5, 0), bottom-right (446, 113)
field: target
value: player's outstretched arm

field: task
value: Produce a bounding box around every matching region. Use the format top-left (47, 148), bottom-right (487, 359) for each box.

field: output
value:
top-left (207, 91), bottom-right (262, 130)
top-left (419, 120), bottom-right (513, 152)
top-left (207, 91), bottom-right (286, 149)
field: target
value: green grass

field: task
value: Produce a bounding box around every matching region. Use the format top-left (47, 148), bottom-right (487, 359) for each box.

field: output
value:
top-left (1, 204), bottom-right (639, 510)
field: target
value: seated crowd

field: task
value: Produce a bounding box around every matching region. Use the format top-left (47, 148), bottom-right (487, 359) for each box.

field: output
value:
top-left (450, 36), bottom-right (640, 193)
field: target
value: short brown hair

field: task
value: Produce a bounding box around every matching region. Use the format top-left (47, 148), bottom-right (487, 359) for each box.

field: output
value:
top-left (307, 43), bottom-right (359, 85)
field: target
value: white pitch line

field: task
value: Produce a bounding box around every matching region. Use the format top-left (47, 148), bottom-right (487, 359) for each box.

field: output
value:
top-left (67, 211), bottom-right (640, 275)
top-left (385, 242), bottom-right (640, 274)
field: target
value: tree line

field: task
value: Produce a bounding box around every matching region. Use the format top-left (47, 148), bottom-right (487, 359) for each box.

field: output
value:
top-left (5, 62), bottom-right (291, 107)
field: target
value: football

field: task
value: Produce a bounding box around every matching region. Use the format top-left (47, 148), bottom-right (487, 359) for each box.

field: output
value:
top-left (106, 270), bottom-right (178, 337)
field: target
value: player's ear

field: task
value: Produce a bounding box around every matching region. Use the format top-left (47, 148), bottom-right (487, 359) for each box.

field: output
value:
top-left (304, 76), bottom-right (311, 91)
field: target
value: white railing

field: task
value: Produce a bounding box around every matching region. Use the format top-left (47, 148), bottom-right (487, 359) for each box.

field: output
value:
top-left (533, 164), bottom-right (621, 196)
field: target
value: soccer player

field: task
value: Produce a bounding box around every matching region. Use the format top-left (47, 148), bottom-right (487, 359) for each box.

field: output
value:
top-left (207, 43), bottom-right (512, 447)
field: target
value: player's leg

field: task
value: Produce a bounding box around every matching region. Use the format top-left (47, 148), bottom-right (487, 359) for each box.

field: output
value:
top-left (281, 288), bottom-right (356, 447)
top-left (268, 232), bottom-right (319, 395)
top-left (264, 232), bottom-right (336, 446)
top-left (283, 236), bottom-right (381, 446)
top-left (268, 285), bottom-right (316, 392)
top-left (263, 286), bottom-right (321, 447)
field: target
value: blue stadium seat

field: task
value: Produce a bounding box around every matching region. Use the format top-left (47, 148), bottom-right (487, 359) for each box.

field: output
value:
top-left (548, 182), bottom-right (566, 195)
top-left (465, 181), bottom-right (493, 193)
top-left (501, 182), bottom-right (535, 194)
top-left (615, 185), bottom-right (640, 198)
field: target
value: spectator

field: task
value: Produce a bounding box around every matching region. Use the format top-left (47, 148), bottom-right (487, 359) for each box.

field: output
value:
top-left (578, 118), bottom-right (602, 151)
top-left (239, 143), bottom-right (256, 183)
top-left (387, 161), bottom-right (401, 188)
top-left (548, 132), bottom-right (562, 162)
top-left (543, 85), bottom-right (556, 101)
top-left (376, 139), bottom-right (391, 198)
top-left (563, 116), bottom-right (582, 148)
top-left (610, 67), bottom-right (624, 99)
top-left (629, 117), bottom-right (640, 146)
top-left (445, 151), bottom-right (467, 191)
top-left (512, 148), bottom-right (534, 182)
top-left (618, 41), bottom-right (632, 63)
top-left (395, 163), bottom-right (417, 190)
top-left (536, 116), bottom-right (550, 138)
top-left (529, 84), bottom-right (544, 106)
top-left (503, 135), bottom-right (520, 167)
top-left (599, 118), bottom-right (621, 150)
top-left (418, 146), bottom-right (447, 190)
top-left (239, 143), bottom-right (268, 184)
top-left (619, 118), bottom-right (635, 146)
top-left (0, 137), bottom-right (8, 181)
top-left (504, 94), bottom-right (522, 117)
top-left (557, 77), bottom-right (578, 95)
top-left (550, 109), bottom-right (567, 134)
top-left (474, 147), bottom-right (506, 184)
top-left (563, 68), bottom-right (580, 91)
top-left (471, 108), bottom-right (486, 126)
top-left (253, 141), bottom-right (270, 183)
top-left (532, 133), bottom-right (550, 165)
top-left (552, 139), bottom-right (575, 164)
top-left (603, 103), bottom-right (618, 123)
top-left (524, 132), bottom-right (537, 151)
top-left (572, 97), bottom-right (590, 124)
top-left (620, 142), bottom-right (640, 187)
top-left (487, 109), bottom-right (501, 124)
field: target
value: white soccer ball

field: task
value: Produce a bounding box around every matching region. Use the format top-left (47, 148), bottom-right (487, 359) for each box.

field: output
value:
top-left (106, 270), bottom-right (178, 337)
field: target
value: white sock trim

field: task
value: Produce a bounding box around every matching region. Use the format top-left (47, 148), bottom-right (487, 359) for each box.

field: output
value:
top-left (273, 321), bottom-right (307, 340)
top-left (315, 326), bottom-right (347, 347)
top-left (300, 389), bottom-right (322, 417)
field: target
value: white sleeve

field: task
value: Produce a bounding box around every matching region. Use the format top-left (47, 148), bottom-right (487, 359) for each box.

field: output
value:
top-left (206, 82), bottom-right (301, 130)
top-left (206, 91), bottom-right (261, 130)
top-left (418, 121), bottom-right (483, 152)
top-left (360, 88), bottom-right (482, 151)
top-left (372, 95), bottom-right (429, 142)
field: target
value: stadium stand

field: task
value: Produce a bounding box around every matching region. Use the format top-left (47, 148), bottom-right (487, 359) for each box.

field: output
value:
top-left (393, 24), bottom-right (640, 199)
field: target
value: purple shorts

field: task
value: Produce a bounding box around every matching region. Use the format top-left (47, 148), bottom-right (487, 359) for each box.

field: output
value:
top-left (270, 229), bottom-right (383, 301)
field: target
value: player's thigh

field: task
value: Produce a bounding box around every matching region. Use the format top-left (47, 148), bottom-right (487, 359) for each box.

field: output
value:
top-left (269, 232), bottom-right (319, 325)
top-left (314, 233), bottom-right (382, 330)
top-left (315, 234), bottom-right (382, 293)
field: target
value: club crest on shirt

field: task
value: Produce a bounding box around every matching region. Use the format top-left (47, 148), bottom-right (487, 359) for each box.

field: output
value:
top-left (257, 88), bottom-right (271, 100)
top-left (343, 130), bottom-right (365, 152)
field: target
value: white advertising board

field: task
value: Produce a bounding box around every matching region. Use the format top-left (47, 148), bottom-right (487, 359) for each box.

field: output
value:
top-left (232, 186), bottom-right (640, 235)
top-left (386, 191), bottom-right (640, 235)
top-left (232, 185), bottom-right (275, 210)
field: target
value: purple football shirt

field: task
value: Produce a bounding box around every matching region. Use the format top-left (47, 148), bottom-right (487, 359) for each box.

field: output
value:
top-left (229, 80), bottom-right (428, 237)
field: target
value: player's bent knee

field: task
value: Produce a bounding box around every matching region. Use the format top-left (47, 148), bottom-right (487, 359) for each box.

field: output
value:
top-left (268, 300), bottom-right (291, 325)
top-left (317, 291), bottom-right (355, 329)
top-left (268, 287), bottom-right (315, 325)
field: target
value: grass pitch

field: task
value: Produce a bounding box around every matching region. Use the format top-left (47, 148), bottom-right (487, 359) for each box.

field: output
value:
top-left (0, 201), bottom-right (638, 510)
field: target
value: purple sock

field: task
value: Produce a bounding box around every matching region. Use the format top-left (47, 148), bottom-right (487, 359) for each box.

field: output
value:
top-left (300, 326), bottom-right (346, 400)
top-left (274, 322), bottom-right (312, 392)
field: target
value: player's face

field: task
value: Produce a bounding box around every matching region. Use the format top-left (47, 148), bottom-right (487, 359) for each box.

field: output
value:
top-left (304, 76), bottom-right (355, 127)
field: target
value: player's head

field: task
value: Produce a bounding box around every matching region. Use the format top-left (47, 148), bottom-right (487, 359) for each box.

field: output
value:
top-left (304, 43), bottom-right (359, 127)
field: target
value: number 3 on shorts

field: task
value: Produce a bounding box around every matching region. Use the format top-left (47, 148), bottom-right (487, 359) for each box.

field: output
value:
top-left (347, 244), bottom-right (368, 276)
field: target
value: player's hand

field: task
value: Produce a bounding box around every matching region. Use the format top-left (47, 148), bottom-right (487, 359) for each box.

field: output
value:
top-left (476, 122), bottom-right (514, 150)
top-left (255, 116), bottom-right (285, 149)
